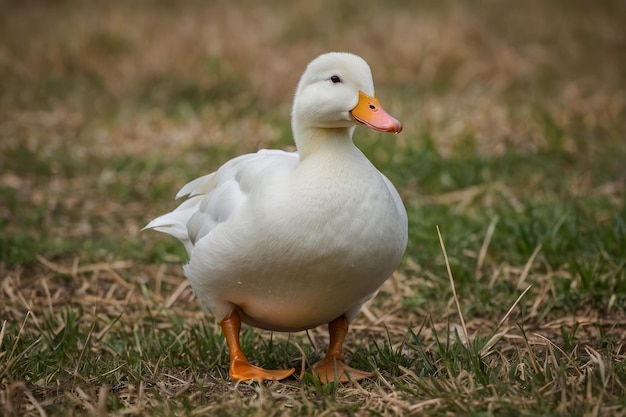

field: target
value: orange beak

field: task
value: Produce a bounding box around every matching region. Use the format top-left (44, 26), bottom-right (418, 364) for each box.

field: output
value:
top-left (350, 91), bottom-right (402, 133)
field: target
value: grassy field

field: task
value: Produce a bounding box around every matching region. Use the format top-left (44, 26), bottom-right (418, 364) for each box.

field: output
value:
top-left (1, 0), bottom-right (625, 415)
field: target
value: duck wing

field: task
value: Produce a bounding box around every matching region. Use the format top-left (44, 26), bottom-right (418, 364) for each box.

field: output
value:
top-left (143, 149), bottom-right (299, 255)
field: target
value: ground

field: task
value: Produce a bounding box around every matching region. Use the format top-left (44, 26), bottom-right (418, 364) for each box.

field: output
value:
top-left (1, 0), bottom-right (625, 416)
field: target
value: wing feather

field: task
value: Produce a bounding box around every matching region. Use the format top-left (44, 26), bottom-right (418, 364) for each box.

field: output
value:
top-left (144, 150), bottom-right (299, 255)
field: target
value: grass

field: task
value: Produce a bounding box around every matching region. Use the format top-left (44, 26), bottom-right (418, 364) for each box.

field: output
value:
top-left (1, 0), bottom-right (625, 415)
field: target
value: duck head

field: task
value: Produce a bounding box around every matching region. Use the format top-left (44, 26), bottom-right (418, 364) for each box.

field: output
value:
top-left (291, 52), bottom-right (402, 135)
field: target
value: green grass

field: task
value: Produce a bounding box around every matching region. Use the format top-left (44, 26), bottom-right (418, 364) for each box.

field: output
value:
top-left (1, 0), bottom-right (626, 416)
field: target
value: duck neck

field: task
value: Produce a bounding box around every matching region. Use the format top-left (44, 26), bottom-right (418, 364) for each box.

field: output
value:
top-left (294, 126), bottom-right (357, 161)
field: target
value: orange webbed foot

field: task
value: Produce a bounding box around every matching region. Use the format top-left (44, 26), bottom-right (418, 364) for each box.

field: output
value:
top-left (230, 356), bottom-right (295, 382)
top-left (310, 315), bottom-right (374, 384)
top-left (311, 357), bottom-right (373, 383)
top-left (221, 312), bottom-right (295, 383)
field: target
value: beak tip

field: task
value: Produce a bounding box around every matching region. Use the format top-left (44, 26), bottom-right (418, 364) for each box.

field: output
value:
top-left (384, 119), bottom-right (403, 134)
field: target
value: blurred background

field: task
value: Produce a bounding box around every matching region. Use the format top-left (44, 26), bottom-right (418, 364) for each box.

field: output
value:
top-left (1, 1), bottom-right (624, 266)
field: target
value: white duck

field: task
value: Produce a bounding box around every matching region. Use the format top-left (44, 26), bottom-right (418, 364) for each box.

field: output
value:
top-left (145, 52), bottom-right (407, 383)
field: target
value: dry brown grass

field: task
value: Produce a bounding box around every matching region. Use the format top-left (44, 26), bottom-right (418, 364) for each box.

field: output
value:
top-left (3, 255), bottom-right (625, 415)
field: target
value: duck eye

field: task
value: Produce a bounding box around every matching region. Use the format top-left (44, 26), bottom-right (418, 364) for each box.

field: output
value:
top-left (330, 75), bottom-right (341, 84)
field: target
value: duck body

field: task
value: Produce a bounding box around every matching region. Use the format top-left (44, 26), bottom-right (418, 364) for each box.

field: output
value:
top-left (182, 143), bottom-right (406, 332)
top-left (145, 52), bottom-right (407, 382)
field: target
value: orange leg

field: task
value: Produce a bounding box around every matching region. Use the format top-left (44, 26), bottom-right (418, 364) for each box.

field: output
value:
top-left (311, 315), bottom-right (373, 383)
top-left (220, 311), bottom-right (295, 382)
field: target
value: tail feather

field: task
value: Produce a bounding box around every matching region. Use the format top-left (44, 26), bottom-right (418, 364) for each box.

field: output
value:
top-left (142, 196), bottom-right (203, 255)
